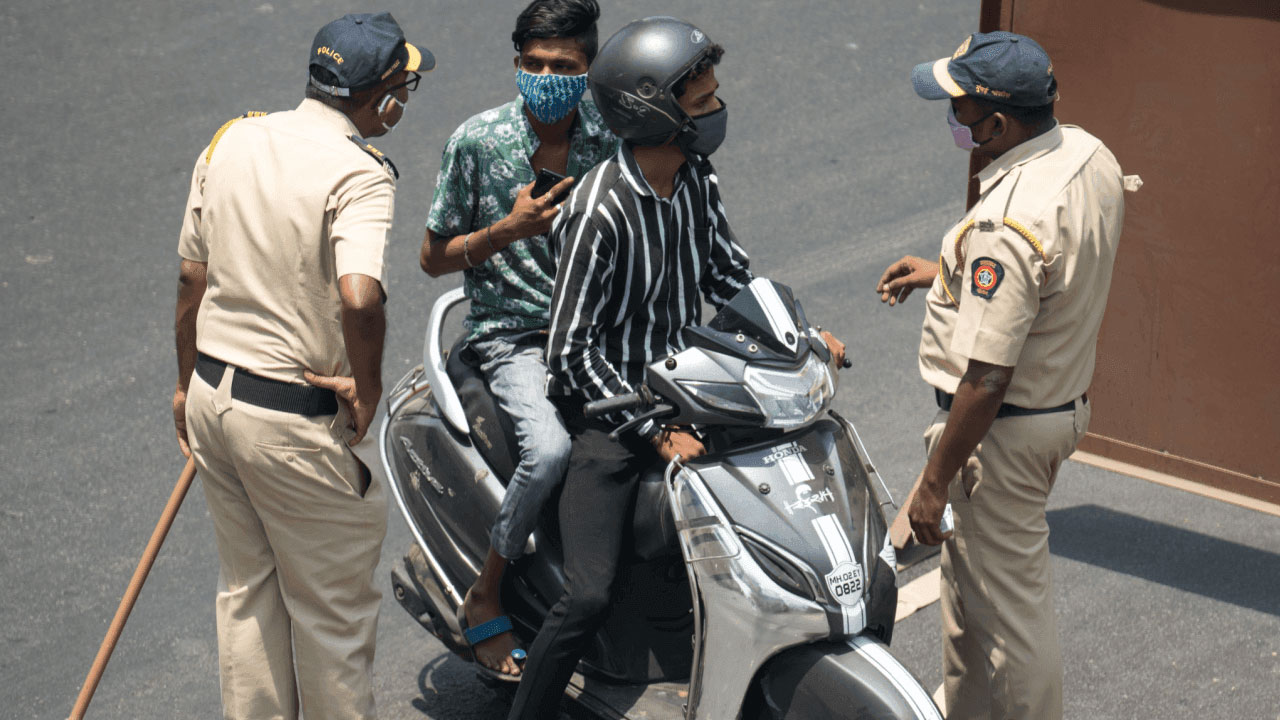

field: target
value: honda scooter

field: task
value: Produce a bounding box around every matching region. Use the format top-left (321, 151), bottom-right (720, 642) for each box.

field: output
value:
top-left (379, 278), bottom-right (942, 719)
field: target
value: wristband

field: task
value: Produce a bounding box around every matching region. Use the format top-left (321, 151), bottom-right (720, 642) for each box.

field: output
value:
top-left (485, 226), bottom-right (497, 254)
top-left (462, 232), bottom-right (476, 268)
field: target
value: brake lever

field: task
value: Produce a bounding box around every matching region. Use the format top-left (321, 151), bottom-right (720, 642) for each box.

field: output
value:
top-left (608, 403), bottom-right (677, 441)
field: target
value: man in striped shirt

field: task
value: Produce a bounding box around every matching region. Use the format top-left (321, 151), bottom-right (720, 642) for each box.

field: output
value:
top-left (544, 89), bottom-right (751, 445)
top-left (507, 17), bottom-right (843, 718)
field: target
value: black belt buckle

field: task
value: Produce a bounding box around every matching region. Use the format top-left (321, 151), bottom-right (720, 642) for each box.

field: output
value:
top-left (194, 353), bottom-right (219, 389)
top-left (196, 352), bottom-right (338, 416)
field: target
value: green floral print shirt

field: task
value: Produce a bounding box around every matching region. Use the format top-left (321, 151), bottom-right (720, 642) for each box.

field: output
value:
top-left (425, 96), bottom-right (619, 341)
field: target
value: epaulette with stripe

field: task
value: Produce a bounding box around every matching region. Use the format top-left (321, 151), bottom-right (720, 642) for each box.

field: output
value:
top-left (940, 214), bottom-right (1046, 308)
top-left (951, 217), bottom-right (1047, 267)
top-left (349, 135), bottom-right (399, 179)
top-left (205, 111), bottom-right (268, 163)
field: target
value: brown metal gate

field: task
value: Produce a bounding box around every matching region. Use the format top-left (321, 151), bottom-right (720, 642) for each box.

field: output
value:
top-left (974, 0), bottom-right (1280, 504)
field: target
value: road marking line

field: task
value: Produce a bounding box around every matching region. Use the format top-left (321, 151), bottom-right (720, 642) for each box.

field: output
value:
top-left (895, 567), bottom-right (942, 622)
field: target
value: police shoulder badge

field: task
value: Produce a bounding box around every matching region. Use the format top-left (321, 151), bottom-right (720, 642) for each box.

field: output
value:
top-left (970, 257), bottom-right (1004, 300)
top-left (205, 111), bottom-right (268, 163)
top-left (349, 135), bottom-right (399, 179)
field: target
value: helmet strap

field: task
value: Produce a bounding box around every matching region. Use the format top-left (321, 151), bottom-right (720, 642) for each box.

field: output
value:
top-left (673, 123), bottom-right (712, 171)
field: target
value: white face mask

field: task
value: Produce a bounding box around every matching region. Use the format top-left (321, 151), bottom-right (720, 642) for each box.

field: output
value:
top-left (378, 93), bottom-right (406, 133)
top-left (947, 105), bottom-right (997, 150)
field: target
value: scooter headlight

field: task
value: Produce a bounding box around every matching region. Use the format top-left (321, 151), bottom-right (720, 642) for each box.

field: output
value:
top-left (670, 467), bottom-right (740, 562)
top-left (743, 354), bottom-right (835, 429)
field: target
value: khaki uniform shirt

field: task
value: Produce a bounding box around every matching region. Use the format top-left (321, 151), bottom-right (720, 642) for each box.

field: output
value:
top-left (178, 99), bottom-right (395, 384)
top-left (919, 123), bottom-right (1125, 408)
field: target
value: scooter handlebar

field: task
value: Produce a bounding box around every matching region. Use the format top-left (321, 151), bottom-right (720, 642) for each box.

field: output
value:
top-left (583, 392), bottom-right (648, 419)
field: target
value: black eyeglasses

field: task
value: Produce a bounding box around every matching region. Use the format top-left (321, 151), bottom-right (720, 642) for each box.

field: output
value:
top-left (388, 71), bottom-right (421, 93)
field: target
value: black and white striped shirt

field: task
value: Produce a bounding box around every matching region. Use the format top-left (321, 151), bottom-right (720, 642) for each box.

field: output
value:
top-left (547, 145), bottom-right (753, 433)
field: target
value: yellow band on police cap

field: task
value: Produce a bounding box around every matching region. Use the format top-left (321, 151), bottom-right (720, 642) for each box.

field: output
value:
top-left (931, 57), bottom-right (966, 98)
top-left (405, 42), bottom-right (424, 72)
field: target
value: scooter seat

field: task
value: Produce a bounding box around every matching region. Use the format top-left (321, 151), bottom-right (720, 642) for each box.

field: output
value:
top-left (443, 335), bottom-right (678, 561)
top-left (445, 337), bottom-right (520, 485)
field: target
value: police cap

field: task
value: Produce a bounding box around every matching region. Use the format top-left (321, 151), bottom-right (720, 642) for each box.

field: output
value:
top-left (912, 31), bottom-right (1057, 107)
top-left (309, 12), bottom-right (434, 97)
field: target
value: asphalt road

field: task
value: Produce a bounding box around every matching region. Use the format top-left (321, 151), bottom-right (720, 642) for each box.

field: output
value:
top-left (2, 1), bottom-right (1277, 719)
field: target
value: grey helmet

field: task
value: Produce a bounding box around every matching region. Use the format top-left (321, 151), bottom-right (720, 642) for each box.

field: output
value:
top-left (589, 16), bottom-right (715, 146)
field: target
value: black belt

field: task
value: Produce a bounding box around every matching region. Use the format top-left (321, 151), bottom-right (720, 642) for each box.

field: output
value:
top-left (196, 352), bottom-right (338, 416)
top-left (935, 388), bottom-right (1085, 418)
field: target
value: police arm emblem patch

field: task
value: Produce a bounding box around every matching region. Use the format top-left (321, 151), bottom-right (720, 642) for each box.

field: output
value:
top-left (970, 257), bottom-right (1004, 300)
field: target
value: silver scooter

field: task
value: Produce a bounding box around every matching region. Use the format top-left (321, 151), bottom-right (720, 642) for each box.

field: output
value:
top-left (379, 278), bottom-right (941, 719)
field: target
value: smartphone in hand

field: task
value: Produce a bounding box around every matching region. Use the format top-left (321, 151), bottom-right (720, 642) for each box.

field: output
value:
top-left (940, 503), bottom-right (954, 535)
top-left (532, 168), bottom-right (571, 205)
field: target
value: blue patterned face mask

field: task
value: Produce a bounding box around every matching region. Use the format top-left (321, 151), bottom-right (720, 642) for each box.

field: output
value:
top-left (516, 69), bottom-right (588, 124)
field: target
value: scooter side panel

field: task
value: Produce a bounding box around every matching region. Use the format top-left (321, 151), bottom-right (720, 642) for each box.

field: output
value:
top-left (387, 398), bottom-right (502, 590)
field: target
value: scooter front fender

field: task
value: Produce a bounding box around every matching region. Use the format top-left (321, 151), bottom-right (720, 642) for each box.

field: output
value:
top-left (751, 635), bottom-right (942, 720)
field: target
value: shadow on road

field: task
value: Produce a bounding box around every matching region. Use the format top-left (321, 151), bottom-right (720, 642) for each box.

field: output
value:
top-left (405, 653), bottom-right (644, 719)
top-left (1048, 504), bottom-right (1280, 617)
top-left (408, 653), bottom-right (516, 719)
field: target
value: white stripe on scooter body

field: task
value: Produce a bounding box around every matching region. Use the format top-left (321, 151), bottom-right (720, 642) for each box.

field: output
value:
top-left (748, 279), bottom-right (800, 353)
top-left (848, 635), bottom-right (944, 719)
top-left (812, 513), bottom-right (868, 635)
top-left (777, 448), bottom-right (813, 487)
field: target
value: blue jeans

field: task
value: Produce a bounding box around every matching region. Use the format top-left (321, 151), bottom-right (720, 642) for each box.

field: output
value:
top-left (470, 330), bottom-right (572, 560)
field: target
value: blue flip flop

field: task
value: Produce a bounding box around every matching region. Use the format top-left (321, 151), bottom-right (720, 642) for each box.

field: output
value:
top-left (457, 609), bottom-right (526, 682)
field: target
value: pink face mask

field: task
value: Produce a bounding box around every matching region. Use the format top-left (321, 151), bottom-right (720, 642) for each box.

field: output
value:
top-left (947, 105), bottom-right (996, 150)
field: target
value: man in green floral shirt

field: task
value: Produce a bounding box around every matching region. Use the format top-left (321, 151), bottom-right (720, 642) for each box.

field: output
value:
top-left (419, 0), bottom-right (618, 681)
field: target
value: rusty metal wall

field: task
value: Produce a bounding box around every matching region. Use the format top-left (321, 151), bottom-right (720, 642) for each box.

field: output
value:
top-left (976, 0), bottom-right (1280, 502)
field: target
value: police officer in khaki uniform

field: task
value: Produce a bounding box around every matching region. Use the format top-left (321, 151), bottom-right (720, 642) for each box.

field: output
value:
top-left (878, 32), bottom-right (1129, 720)
top-left (171, 13), bottom-right (432, 719)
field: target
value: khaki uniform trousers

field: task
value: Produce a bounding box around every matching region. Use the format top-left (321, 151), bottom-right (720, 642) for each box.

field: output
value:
top-left (186, 365), bottom-right (387, 720)
top-left (924, 397), bottom-right (1090, 720)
